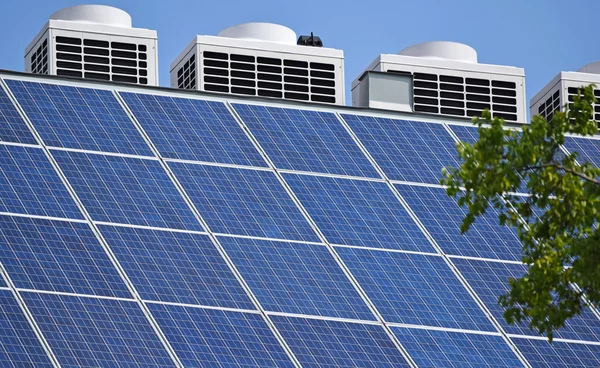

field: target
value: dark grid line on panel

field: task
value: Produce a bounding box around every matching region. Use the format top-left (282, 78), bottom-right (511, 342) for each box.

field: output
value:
top-left (98, 224), bottom-right (255, 310)
top-left (0, 80), bottom-right (185, 367)
top-left (226, 102), bottom-right (419, 367)
top-left (0, 144), bottom-right (84, 219)
top-left (233, 104), bottom-right (381, 178)
top-left (271, 315), bottom-right (411, 367)
top-left (114, 91), bottom-right (303, 367)
top-left (22, 291), bottom-right (177, 368)
top-left (120, 92), bottom-right (268, 167)
top-left (148, 303), bottom-right (296, 367)
top-left (218, 236), bottom-right (376, 320)
top-left (392, 327), bottom-right (524, 367)
top-left (0, 266), bottom-right (59, 367)
top-left (0, 82), bottom-right (37, 144)
top-left (341, 113), bottom-right (463, 184)
top-left (283, 173), bottom-right (436, 253)
top-left (563, 135), bottom-right (600, 168)
top-left (452, 257), bottom-right (600, 342)
top-left (169, 162), bottom-right (320, 243)
top-left (52, 150), bottom-right (203, 232)
top-left (5, 79), bottom-right (154, 156)
top-left (511, 337), bottom-right (600, 368)
top-left (336, 247), bottom-right (497, 331)
top-left (0, 215), bottom-right (131, 298)
top-left (396, 184), bottom-right (523, 261)
top-left (333, 111), bottom-right (530, 365)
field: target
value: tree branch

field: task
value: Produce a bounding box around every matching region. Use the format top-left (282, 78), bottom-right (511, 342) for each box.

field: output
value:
top-left (520, 163), bottom-right (600, 185)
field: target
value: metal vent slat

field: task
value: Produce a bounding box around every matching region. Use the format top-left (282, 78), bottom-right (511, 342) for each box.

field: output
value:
top-left (55, 36), bottom-right (149, 84)
top-left (405, 71), bottom-right (519, 122)
top-left (198, 51), bottom-right (336, 103)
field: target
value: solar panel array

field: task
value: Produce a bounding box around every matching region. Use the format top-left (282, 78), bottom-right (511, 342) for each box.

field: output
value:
top-left (1, 75), bottom-right (599, 367)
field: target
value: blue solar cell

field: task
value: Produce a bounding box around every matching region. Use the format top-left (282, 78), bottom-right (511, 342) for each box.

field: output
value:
top-left (563, 136), bottom-right (600, 167)
top-left (233, 104), bottom-right (379, 177)
top-left (0, 85), bottom-right (36, 144)
top-left (284, 174), bottom-right (435, 252)
top-left (393, 327), bottom-right (523, 367)
top-left (272, 315), bottom-right (409, 367)
top-left (448, 124), bottom-right (479, 144)
top-left (0, 289), bottom-right (53, 367)
top-left (0, 144), bottom-right (83, 219)
top-left (337, 247), bottom-right (496, 331)
top-left (512, 338), bottom-right (600, 367)
top-left (23, 292), bottom-right (175, 367)
top-left (148, 303), bottom-right (293, 367)
top-left (452, 258), bottom-right (600, 341)
top-left (0, 215), bottom-right (131, 298)
top-left (397, 184), bottom-right (523, 261)
top-left (170, 162), bottom-right (319, 242)
top-left (341, 114), bottom-right (461, 184)
top-left (6, 80), bottom-right (153, 155)
top-left (99, 225), bottom-right (254, 309)
top-left (121, 92), bottom-right (268, 166)
top-left (53, 150), bottom-right (202, 231)
top-left (219, 236), bottom-right (374, 320)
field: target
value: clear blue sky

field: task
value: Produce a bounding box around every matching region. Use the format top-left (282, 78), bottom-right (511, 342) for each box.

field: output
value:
top-left (0, 0), bottom-right (598, 109)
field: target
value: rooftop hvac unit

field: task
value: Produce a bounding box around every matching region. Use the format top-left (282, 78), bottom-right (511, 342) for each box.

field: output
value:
top-left (170, 23), bottom-right (345, 105)
top-left (530, 61), bottom-right (600, 124)
top-left (352, 41), bottom-right (527, 123)
top-left (25, 5), bottom-right (158, 86)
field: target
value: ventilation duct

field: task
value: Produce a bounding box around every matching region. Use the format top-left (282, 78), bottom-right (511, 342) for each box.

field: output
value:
top-left (170, 22), bottom-right (345, 105)
top-left (25, 5), bottom-right (158, 86)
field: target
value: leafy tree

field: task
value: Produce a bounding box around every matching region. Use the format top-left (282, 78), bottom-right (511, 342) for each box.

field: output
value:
top-left (441, 85), bottom-right (600, 341)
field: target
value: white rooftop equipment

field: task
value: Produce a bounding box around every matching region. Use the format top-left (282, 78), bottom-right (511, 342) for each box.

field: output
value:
top-left (352, 41), bottom-right (527, 123)
top-left (530, 61), bottom-right (600, 123)
top-left (25, 5), bottom-right (158, 86)
top-left (170, 22), bottom-right (345, 105)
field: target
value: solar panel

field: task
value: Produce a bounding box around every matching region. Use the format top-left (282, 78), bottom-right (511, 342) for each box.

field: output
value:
top-left (337, 247), bottom-right (496, 331)
top-left (6, 80), bottom-right (153, 156)
top-left (452, 257), bottom-right (600, 341)
top-left (0, 85), bottom-right (36, 144)
top-left (0, 144), bottom-right (83, 219)
top-left (397, 184), bottom-right (523, 261)
top-left (284, 173), bottom-right (435, 252)
top-left (99, 225), bottom-right (254, 309)
top-left (170, 162), bottom-right (319, 242)
top-left (271, 315), bottom-right (410, 367)
top-left (448, 124), bottom-right (479, 144)
top-left (512, 338), bottom-right (600, 367)
top-left (563, 136), bottom-right (600, 167)
top-left (233, 104), bottom-right (380, 178)
top-left (121, 93), bottom-right (268, 167)
top-left (0, 215), bottom-right (131, 298)
top-left (341, 114), bottom-right (461, 184)
top-left (219, 236), bottom-right (375, 320)
top-left (392, 327), bottom-right (523, 367)
top-left (148, 303), bottom-right (294, 367)
top-left (23, 292), bottom-right (176, 367)
top-left (0, 289), bottom-right (53, 367)
top-left (53, 150), bottom-right (202, 231)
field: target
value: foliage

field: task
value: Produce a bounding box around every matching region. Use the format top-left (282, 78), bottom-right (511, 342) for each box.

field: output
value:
top-left (441, 85), bottom-right (600, 341)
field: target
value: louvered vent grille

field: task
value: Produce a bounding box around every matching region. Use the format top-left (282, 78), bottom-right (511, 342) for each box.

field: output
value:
top-left (176, 54), bottom-right (196, 89)
top-left (202, 51), bottom-right (337, 103)
top-left (567, 87), bottom-right (600, 123)
top-left (31, 39), bottom-right (49, 75)
top-left (55, 36), bottom-right (149, 84)
top-left (404, 71), bottom-right (519, 121)
top-left (537, 90), bottom-right (560, 122)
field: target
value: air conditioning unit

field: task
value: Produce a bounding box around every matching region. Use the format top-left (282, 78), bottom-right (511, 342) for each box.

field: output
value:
top-left (530, 61), bottom-right (600, 123)
top-left (352, 41), bottom-right (527, 123)
top-left (170, 23), bottom-right (345, 105)
top-left (25, 5), bottom-right (158, 86)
